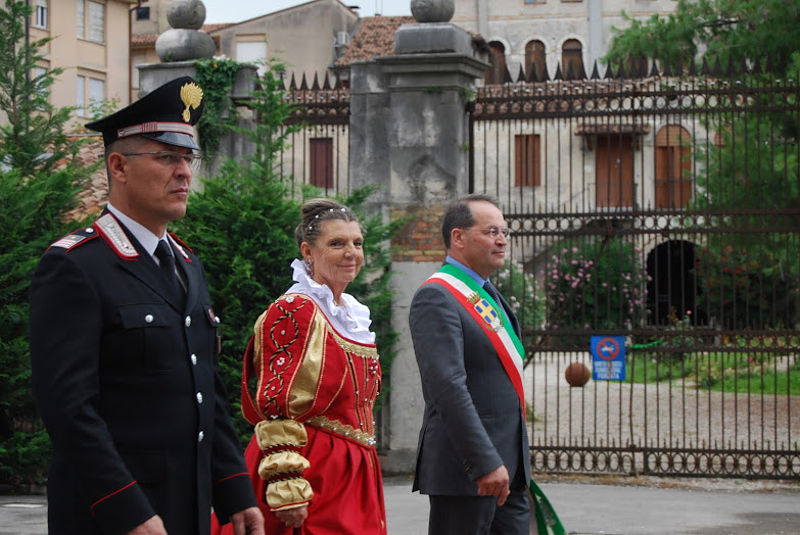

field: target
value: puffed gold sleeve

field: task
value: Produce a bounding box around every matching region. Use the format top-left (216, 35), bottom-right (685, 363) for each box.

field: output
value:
top-left (254, 419), bottom-right (314, 511)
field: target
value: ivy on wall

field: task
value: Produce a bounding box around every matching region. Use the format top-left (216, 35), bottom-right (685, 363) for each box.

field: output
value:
top-left (194, 57), bottom-right (241, 157)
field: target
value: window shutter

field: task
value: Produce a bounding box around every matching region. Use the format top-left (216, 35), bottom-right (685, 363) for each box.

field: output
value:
top-left (310, 138), bottom-right (334, 189)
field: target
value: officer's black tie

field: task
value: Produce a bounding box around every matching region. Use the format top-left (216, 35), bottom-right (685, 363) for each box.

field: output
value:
top-left (155, 240), bottom-right (185, 306)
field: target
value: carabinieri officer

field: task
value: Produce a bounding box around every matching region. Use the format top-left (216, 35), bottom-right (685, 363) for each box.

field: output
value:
top-left (30, 77), bottom-right (263, 535)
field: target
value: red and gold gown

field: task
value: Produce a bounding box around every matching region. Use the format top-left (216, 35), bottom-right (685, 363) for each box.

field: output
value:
top-left (213, 262), bottom-right (385, 534)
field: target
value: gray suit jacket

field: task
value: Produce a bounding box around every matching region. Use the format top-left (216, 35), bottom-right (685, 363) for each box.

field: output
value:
top-left (410, 275), bottom-right (530, 495)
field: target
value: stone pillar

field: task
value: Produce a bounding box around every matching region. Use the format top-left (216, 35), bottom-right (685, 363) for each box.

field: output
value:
top-left (349, 61), bottom-right (392, 205)
top-left (348, 3), bottom-right (487, 473)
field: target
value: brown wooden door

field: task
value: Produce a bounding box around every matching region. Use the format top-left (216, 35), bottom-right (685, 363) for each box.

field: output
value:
top-left (595, 135), bottom-right (634, 207)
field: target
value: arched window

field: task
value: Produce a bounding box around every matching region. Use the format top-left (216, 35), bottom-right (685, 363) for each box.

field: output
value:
top-left (485, 41), bottom-right (507, 85)
top-left (655, 125), bottom-right (692, 209)
top-left (525, 40), bottom-right (546, 81)
top-left (561, 39), bottom-right (583, 79)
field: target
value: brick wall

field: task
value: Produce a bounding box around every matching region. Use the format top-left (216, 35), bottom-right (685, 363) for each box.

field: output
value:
top-left (390, 205), bottom-right (447, 263)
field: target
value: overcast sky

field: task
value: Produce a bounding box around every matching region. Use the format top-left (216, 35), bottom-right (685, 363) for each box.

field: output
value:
top-left (202, 0), bottom-right (412, 24)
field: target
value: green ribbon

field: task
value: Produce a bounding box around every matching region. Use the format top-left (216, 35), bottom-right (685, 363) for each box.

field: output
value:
top-left (530, 479), bottom-right (566, 535)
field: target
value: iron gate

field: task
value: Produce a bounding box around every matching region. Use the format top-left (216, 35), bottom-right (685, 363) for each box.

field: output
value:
top-left (472, 62), bottom-right (800, 479)
top-left (278, 74), bottom-right (350, 196)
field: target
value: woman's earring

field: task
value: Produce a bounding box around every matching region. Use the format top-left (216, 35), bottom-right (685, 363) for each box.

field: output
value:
top-left (304, 257), bottom-right (313, 275)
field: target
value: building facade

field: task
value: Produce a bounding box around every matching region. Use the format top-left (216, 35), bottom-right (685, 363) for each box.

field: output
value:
top-left (452, 0), bottom-right (677, 82)
top-left (131, 0), bottom-right (359, 98)
top-left (21, 0), bottom-right (137, 126)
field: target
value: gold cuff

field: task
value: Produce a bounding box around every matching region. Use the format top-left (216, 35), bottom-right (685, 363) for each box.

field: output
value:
top-left (254, 419), bottom-right (308, 449)
top-left (257, 450), bottom-right (310, 480)
top-left (266, 477), bottom-right (314, 511)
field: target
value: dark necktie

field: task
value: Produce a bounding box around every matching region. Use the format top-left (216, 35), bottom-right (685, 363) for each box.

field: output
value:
top-left (483, 280), bottom-right (502, 305)
top-left (155, 240), bottom-right (184, 305)
top-left (484, 280), bottom-right (520, 337)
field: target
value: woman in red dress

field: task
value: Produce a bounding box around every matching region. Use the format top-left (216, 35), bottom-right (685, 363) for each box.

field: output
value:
top-left (213, 198), bottom-right (386, 534)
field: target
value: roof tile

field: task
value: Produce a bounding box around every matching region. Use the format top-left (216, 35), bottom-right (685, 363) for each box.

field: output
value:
top-left (335, 16), bottom-right (415, 66)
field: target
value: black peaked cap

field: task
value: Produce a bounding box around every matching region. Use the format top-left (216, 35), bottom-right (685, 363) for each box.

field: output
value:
top-left (85, 76), bottom-right (205, 150)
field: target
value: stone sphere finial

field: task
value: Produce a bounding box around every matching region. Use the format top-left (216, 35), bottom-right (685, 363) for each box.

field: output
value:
top-left (410, 0), bottom-right (455, 23)
top-left (167, 0), bottom-right (206, 30)
top-left (156, 0), bottom-right (215, 61)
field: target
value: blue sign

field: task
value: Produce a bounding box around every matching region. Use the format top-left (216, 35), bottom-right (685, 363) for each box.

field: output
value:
top-left (590, 336), bottom-right (626, 381)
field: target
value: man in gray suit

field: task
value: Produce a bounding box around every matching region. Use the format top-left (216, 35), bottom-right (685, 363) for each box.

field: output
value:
top-left (410, 194), bottom-right (531, 534)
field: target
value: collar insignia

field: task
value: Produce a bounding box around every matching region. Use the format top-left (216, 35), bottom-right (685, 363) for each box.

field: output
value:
top-left (95, 213), bottom-right (138, 259)
top-left (170, 236), bottom-right (191, 262)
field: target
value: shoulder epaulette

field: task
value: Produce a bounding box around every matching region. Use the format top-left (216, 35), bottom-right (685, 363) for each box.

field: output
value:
top-left (95, 213), bottom-right (139, 259)
top-left (48, 226), bottom-right (99, 252)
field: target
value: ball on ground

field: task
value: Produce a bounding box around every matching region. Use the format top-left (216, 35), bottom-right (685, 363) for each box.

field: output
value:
top-left (564, 362), bottom-right (591, 387)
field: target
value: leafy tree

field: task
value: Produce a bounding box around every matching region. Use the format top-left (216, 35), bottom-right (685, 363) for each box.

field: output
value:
top-left (691, 109), bottom-right (799, 329)
top-left (605, 0), bottom-right (800, 74)
top-left (0, 1), bottom-right (94, 487)
top-left (606, 0), bottom-right (800, 330)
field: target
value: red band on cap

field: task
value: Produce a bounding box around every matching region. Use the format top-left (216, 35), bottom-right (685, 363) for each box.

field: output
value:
top-left (117, 121), bottom-right (195, 139)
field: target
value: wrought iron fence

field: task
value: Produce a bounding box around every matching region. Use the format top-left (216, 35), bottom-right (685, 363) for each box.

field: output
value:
top-left (478, 62), bottom-right (800, 479)
top-left (277, 61), bottom-right (800, 479)
top-left (277, 75), bottom-right (350, 196)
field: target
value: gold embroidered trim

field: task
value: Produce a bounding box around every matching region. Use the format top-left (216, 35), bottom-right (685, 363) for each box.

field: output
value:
top-left (306, 415), bottom-right (376, 447)
top-left (331, 331), bottom-right (379, 358)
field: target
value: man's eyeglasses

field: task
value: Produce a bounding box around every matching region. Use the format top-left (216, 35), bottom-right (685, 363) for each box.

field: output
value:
top-left (121, 151), bottom-right (203, 171)
top-left (472, 226), bottom-right (510, 239)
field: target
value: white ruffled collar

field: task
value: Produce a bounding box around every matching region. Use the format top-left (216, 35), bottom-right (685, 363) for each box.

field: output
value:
top-left (286, 258), bottom-right (376, 345)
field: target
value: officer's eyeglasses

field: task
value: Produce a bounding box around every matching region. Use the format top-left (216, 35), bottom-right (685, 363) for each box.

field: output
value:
top-left (122, 151), bottom-right (203, 171)
top-left (472, 226), bottom-right (510, 239)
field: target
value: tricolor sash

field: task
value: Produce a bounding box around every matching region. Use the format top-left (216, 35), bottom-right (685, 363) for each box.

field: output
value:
top-left (423, 264), bottom-right (526, 419)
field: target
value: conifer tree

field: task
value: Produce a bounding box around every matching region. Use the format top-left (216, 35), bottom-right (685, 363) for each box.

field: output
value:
top-left (0, 1), bottom-right (95, 487)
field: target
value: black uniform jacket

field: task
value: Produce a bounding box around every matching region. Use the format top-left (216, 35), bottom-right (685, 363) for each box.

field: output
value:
top-left (30, 212), bottom-right (255, 534)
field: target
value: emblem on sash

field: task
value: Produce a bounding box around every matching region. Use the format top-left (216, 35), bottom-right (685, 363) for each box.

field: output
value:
top-left (472, 293), bottom-right (503, 331)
